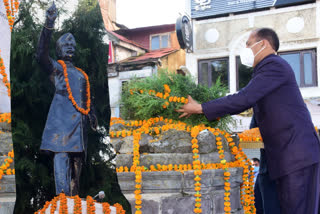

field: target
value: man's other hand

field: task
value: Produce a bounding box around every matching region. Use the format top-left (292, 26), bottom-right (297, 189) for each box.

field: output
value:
top-left (176, 95), bottom-right (203, 118)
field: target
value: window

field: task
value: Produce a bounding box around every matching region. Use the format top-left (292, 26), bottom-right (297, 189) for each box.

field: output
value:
top-left (279, 49), bottom-right (317, 87)
top-left (236, 56), bottom-right (253, 90)
top-left (198, 58), bottom-right (229, 89)
top-left (151, 34), bottom-right (170, 50)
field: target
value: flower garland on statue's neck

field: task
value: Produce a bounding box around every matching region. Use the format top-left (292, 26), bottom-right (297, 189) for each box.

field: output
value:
top-left (58, 60), bottom-right (91, 115)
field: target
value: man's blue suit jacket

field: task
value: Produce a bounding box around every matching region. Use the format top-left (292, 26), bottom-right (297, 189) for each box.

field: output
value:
top-left (202, 54), bottom-right (320, 180)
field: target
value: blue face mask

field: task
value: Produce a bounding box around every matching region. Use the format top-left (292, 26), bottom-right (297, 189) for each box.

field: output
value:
top-left (253, 166), bottom-right (260, 173)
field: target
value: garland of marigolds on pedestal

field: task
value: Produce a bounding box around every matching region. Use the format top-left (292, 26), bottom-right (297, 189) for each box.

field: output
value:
top-left (111, 116), bottom-right (256, 214)
top-left (0, 112), bottom-right (11, 124)
top-left (0, 150), bottom-right (15, 180)
top-left (35, 193), bottom-right (126, 214)
top-left (190, 126), bottom-right (202, 213)
top-left (57, 60), bottom-right (91, 115)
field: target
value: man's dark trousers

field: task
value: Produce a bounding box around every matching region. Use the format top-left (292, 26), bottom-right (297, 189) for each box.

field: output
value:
top-left (254, 149), bottom-right (281, 214)
top-left (276, 162), bottom-right (320, 214)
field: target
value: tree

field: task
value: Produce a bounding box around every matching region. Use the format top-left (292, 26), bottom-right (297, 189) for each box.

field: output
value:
top-left (11, 0), bottom-right (130, 213)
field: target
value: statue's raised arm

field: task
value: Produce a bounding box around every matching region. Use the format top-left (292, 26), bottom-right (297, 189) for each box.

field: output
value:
top-left (36, 2), bottom-right (57, 73)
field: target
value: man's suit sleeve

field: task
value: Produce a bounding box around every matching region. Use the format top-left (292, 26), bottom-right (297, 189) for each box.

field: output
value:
top-left (202, 60), bottom-right (289, 121)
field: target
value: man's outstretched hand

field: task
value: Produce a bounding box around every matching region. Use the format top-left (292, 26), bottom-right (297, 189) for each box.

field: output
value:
top-left (176, 95), bottom-right (203, 118)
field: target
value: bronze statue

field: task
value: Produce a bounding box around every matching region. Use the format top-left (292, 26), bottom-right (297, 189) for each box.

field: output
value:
top-left (36, 2), bottom-right (97, 196)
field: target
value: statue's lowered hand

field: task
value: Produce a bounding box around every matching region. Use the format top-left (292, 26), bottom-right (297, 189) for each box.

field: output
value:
top-left (46, 2), bottom-right (58, 23)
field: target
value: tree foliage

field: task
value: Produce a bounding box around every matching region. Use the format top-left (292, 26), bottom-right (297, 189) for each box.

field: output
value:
top-left (11, 0), bottom-right (130, 213)
top-left (121, 69), bottom-right (234, 131)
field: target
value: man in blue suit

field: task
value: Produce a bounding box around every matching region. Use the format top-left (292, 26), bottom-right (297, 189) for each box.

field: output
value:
top-left (177, 28), bottom-right (320, 214)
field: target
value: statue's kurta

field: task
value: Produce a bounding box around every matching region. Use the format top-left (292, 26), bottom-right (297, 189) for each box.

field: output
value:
top-left (41, 60), bottom-right (88, 153)
top-left (37, 27), bottom-right (89, 154)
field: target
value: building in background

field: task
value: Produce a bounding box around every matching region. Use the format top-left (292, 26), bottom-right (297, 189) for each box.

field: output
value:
top-left (99, 0), bottom-right (186, 117)
top-left (185, 0), bottom-right (320, 130)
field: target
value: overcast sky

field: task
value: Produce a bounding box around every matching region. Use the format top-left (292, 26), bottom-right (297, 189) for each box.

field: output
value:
top-left (116, 0), bottom-right (187, 28)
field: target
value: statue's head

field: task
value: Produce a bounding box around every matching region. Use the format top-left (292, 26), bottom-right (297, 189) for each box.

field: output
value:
top-left (56, 33), bottom-right (76, 61)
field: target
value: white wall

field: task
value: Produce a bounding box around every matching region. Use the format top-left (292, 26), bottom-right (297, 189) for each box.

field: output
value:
top-left (0, 3), bottom-right (11, 113)
top-left (108, 66), bottom-right (156, 117)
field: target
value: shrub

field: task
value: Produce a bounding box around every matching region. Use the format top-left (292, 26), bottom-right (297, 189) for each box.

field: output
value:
top-left (120, 69), bottom-right (234, 131)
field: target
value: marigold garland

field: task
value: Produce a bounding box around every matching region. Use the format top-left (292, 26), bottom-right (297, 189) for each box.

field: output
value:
top-left (73, 195), bottom-right (82, 214)
top-left (35, 193), bottom-right (126, 214)
top-left (59, 193), bottom-right (68, 214)
top-left (57, 60), bottom-right (91, 115)
top-left (114, 203), bottom-right (126, 214)
top-left (3, 0), bottom-right (20, 31)
top-left (191, 126), bottom-right (202, 213)
top-left (102, 201), bottom-right (111, 214)
top-left (238, 128), bottom-right (262, 142)
top-left (129, 84), bottom-right (188, 110)
top-left (111, 117), bottom-right (256, 214)
top-left (0, 112), bottom-right (11, 123)
top-left (0, 51), bottom-right (11, 97)
top-left (0, 149), bottom-right (15, 180)
top-left (86, 196), bottom-right (95, 214)
top-left (210, 128), bottom-right (232, 214)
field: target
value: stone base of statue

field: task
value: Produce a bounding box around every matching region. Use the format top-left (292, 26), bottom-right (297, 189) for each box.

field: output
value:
top-left (112, 122), bottom-right (245, 214)
top-left (118, 168), bottom-right (243, 214)
top-left (35, 198), bottom-right (118, 214)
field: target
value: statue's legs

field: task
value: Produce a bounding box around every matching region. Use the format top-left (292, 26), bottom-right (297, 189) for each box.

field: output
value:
top-left (70, 154), bottom-right (83, 196)
top-left (54, 152), bottom-right (71, 195)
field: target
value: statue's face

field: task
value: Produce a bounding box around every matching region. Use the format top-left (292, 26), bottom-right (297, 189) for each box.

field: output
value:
top-left (56, 33), bottom-right (76, 61)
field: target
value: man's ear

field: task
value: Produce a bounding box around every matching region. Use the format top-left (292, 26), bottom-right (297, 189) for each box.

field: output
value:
top-left (263, 40), bottom-right (272, 49)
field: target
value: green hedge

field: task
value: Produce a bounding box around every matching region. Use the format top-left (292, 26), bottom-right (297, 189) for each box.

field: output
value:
top-left (120, 70), bottom-right (234, 131)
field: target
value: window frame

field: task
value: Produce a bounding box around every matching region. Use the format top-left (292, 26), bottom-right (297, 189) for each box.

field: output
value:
top-left (235, 56), bottom-right (254, 91)
top-left (198, 57), bottom-right (230, 89)
top-left (150, 33), bottom-right (171, 50)
top-left (279, 49), bottom-right (317, 88)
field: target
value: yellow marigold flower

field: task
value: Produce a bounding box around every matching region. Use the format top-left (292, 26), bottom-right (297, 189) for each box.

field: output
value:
top-left (191, 139), bottom-right (198, 144)
top-left (224, 172), bottom-right (231, 177)
top-left (195, 197), bottom-right (201, 202)
top-left (224, 192), bottom-right (230, 197)
top-left (224, 206), bottom-right (231, 212)
top-left (194, 186), bottom-right (201, 192)
top-left (134, 194), bottom-right (142, 200)
top-left (173, 96), bottom-right (177, 102)
top-left (224, 202), bottom-right (231, 206)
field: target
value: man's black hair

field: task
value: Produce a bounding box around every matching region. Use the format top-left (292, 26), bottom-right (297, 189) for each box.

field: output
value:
top-left (252, 157), bottom-right (260, 163)
top-left (255, 28), bottom-right (280, 52)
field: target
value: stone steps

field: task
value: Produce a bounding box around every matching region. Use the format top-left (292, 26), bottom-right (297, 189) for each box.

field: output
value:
top-left (117, 168), bottom-right (244, 214)
top-left (0, 127), bottom-right (16, 214)
top-left (0, 175), bottom-right (16, 214)
top-left (0, 132), bottom-right (13, 156)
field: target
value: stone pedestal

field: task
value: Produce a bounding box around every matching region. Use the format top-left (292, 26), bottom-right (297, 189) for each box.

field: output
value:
top-left (0, 129), bottom-right (16, 213)
top-left (117, 168), bottom-right (244, 214)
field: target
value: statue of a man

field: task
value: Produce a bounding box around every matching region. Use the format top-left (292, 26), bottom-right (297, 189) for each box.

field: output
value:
top-left (36, 3), bottom-right (97, 196)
